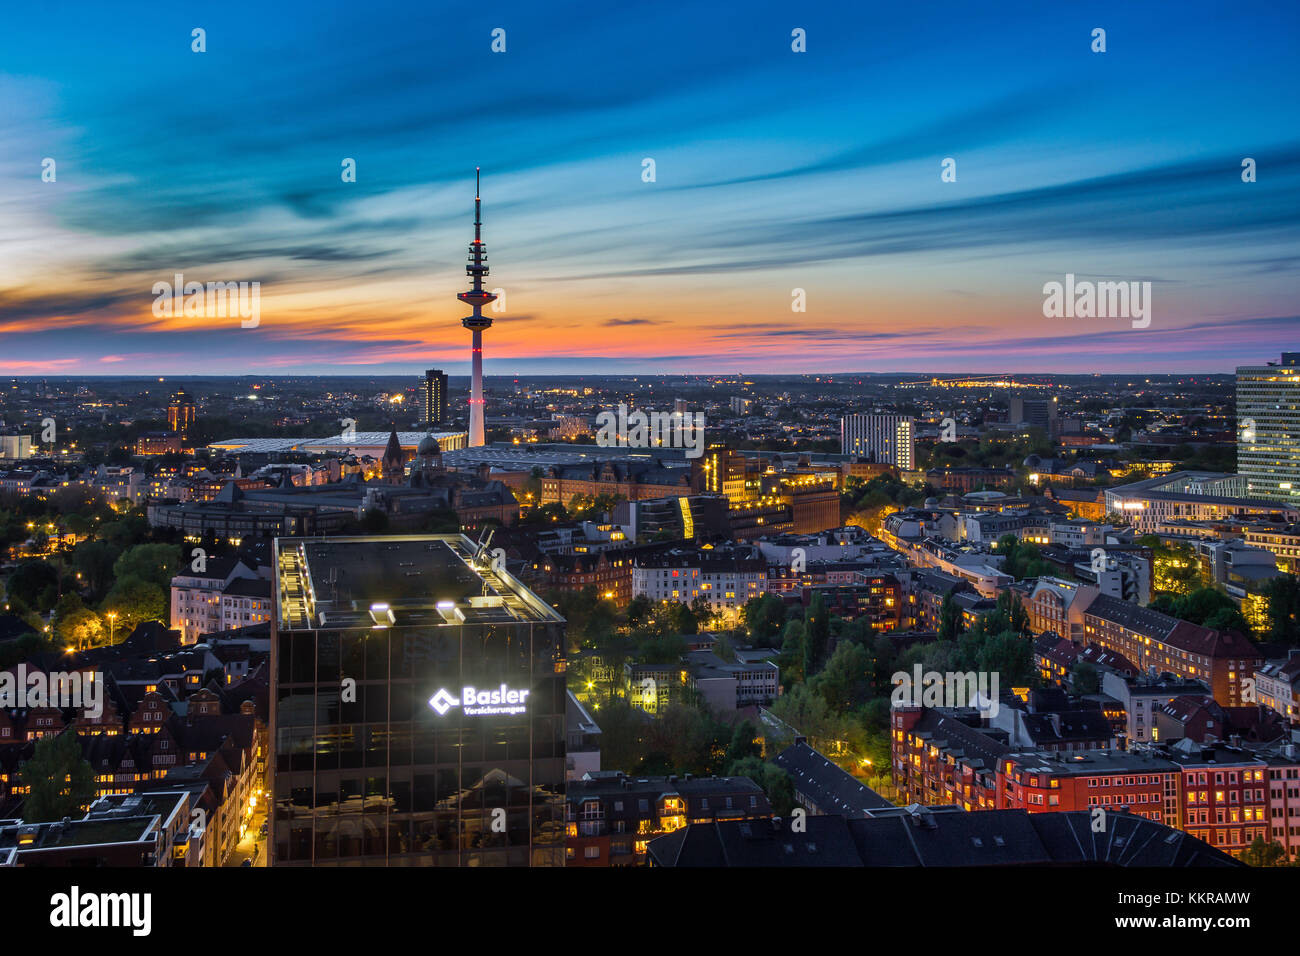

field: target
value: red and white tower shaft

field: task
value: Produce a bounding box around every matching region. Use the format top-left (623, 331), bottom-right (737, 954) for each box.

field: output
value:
top-left (457, 168), bottom-right (497, 447)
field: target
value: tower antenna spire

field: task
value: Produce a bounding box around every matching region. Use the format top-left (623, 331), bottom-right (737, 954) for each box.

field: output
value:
top-left (459, 168), bottom-right (497, 447)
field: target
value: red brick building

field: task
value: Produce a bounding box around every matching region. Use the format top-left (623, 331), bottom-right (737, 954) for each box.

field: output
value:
top-left (1082, 595), bottom-right (1262, 707)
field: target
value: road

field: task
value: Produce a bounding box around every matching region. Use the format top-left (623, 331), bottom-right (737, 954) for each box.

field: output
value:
top-left (224, 798), bottom-right (269, 867)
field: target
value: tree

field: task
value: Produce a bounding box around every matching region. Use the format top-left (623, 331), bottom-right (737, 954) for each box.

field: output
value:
top-left (770, 682), bottom-right (847, 752)
top-left (805, 592), bottom-right (830, 673)
top-left (635, 630), bottom-right (686, 665)
top-left (666, 600), bottom-right (699, 635)
top-left (519, 467), bottom-right (544, 508)
top-left (976, 630), bottom-right (1036, 687)
top-left (641, 705), bottom-right (727, 775)
top-left (112, 543), bottom-right (182, 591)
top-left (1259, 575), bottom-right (1300, 645)
top-left (520, 502), bottom-right (568, 525)
top-left (996, 590), bottom-right (1031, 636)
top-left (994, 534), bottom-right (1053, 580)
top-left (73, 540), bottom-right (119, 599)
top-left (810, 641), bottom-right (872, 715)
top-left (742, 593), bottom-right (787, 646)
top-left (723, 721), bottom-right (763, 766)
top-left (551, 586), bottom-right (616, 650)
top-left (7, 560), bottom-right (59, 611)
top-left (102, 576), bottom-right (167, 632)
top-left (899, 639), bottom-right (963, 676)
top-left (20, 731), bottom-right (96, 822)
top-left (1241, 836), bottom-right (1289, 867)
top-left (1072, 660), bottom-right (1101, 695)
top-left (0, 631), bottom-right (50, 669)
top-left (778, 619), bottom-right (808, 686)
top-left (869, 634), bottom-right (899, 697)
top-left (625, 595), bottom-right (653, 628)
top-left (1150, 586), bottom-right (1252, 637)
top-left (417, 507), bottom-right (460, 533)
top-left (1139, 535), bottom-right (1202, 595)
top-left (689, 595), bottom-right (717, 631)
top-left (588, 701), bottom-right (642, 773)
top-left (724, 756), bottom-right (796, 816)
top-left (64, 513), bottom-right (92, 538)
top-left (56, 605), bottom-right (103, 651)
top-left (938, 591), bottom-right (962, 641)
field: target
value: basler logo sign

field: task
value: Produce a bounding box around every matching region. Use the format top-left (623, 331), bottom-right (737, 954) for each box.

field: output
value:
top-left (428, 684), bottom-right (530, 717)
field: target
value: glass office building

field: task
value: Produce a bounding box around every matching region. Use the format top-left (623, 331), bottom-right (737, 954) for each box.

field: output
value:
top-left (272, 535), bottom-right (566, 866)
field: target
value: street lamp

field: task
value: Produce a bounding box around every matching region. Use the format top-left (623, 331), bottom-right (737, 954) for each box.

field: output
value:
top-left (106, 611), bottom-right (117, 645)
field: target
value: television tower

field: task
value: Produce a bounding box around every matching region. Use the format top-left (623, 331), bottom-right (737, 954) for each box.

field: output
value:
top-left (458, 168), bottom-right (497, 447)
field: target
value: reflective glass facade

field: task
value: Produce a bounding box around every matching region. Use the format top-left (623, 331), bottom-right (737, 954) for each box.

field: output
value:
top-left (1238, 356), bottom-right (1300, 505)
top-left (272, 535), bottom-right (566, 866)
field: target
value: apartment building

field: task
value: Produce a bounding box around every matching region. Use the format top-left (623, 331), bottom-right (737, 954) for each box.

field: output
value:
top-left (1083, 595), bottom-right (1261, 707)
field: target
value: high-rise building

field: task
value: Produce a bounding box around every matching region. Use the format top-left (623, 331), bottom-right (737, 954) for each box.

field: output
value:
top-left (697, 448), bottom-right (749, 503)
top-left (419, 369), bottom-right (449, 427)
top-left (0, 434), bottom-right (34, 460)
top-left (1008, 395), bottom-right (1058, 437)
top-left (458, 169), bottom-right (497, 447)
top-left (1237, 353), bottom-right (1300, 504)
top-left (168, 387), bottom-right (197, 436)
top-left (271, 534), bottom-right (567, 866)
top-left (841, 414), bottom-right (915, 470)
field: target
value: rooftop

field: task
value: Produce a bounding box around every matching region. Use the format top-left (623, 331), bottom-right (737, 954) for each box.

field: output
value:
top-left (209, 432), bottom-right (465, 454)
top-left (648, 808), bottom-right (1242, 868)
top-left (274, 534), bottom-right (562, 630)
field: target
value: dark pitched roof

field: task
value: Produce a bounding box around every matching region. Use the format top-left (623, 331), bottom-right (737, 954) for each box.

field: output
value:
top-left (649, 808), bottom-right (1243, 867)
top-left (909, 709), bottom-right (1011, 774)
top-left (774, 742), bottom-right (894, 815)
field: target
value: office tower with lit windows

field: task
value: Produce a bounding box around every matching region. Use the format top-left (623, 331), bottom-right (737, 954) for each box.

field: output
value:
top-left (1237, 352), bottom-right (1300, 504)
top-left (168, 387), bottom-right (197, 436)
top-left (841, 414), bottom-right (915, 470)
top-left (419, 369), bottom-right (449, 428)
top-left (271, 534), bottom-right (566, 866)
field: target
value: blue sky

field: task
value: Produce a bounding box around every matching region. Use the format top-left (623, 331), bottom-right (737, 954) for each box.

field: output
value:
top-left (1, 0), bottom-right (1297, 374)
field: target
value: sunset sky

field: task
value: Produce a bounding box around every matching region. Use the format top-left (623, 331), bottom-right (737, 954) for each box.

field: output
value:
top-left (1, 0), bottom-right (1298, 376)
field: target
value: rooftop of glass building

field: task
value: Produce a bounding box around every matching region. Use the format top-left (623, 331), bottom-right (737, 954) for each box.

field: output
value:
top-left (274, 533), bottom-right (562, 630)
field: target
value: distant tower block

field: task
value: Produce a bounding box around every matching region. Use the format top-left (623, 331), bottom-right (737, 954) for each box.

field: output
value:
top-left (458, 168), bottom-right (497, 448)
top-left (168, 387), bottom-right (197, 435)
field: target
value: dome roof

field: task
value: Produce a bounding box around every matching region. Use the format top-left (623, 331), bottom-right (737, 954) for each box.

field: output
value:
top-left (417, 433), bottom-right (441, 456)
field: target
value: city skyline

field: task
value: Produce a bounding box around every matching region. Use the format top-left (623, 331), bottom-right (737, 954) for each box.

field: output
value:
top-left (6, 0), bottom-right (1300, 903)
top-left (2, 1), bottom-right (1299, 377)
